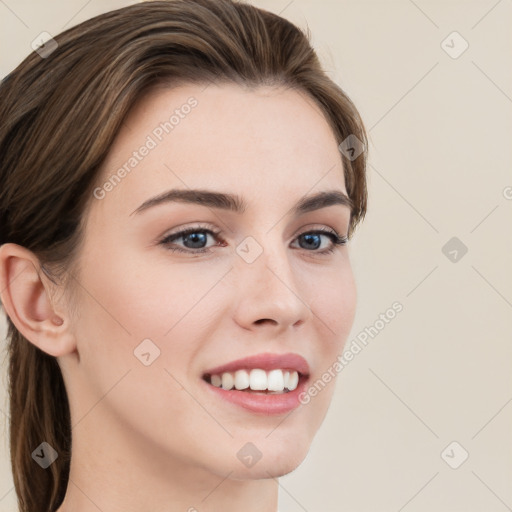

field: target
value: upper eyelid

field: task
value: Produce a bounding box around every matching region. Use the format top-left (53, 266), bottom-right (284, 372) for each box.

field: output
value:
top-left (159, 223), bottom-right (220, 240)
top-left (160, 224), bottom-right (344, 240)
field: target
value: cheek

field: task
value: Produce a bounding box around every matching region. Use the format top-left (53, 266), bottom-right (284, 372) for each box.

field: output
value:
top-left (296, 266), bottom-right (356, 434)
top-left (78, 245), bottom-right (230, 342)
top-left (71, 247), bottom-right (235, 409)
top-left (69, 251), bottom-right (231, 432)
top-left (308, 262), bottom-right (357, 349)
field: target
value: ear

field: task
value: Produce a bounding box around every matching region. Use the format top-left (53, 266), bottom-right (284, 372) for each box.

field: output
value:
top-left (0, 242), bottom-right (77, 357)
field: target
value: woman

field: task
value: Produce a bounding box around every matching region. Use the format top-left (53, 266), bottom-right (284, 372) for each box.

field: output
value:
top-left (0, 0), bottom-right (368, 510)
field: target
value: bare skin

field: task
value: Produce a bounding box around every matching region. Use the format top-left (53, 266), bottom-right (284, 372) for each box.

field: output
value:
top-left (0, 82), bottom-right (357, 512)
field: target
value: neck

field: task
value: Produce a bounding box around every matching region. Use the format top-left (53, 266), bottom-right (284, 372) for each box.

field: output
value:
top-left (54, 407), bottom-right (280, 512)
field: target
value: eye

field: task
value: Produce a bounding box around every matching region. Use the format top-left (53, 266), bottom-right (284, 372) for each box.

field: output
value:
top-left (159, 224), bottom-right (223, 254)
top-left (292, 227), bottom-right (347, 255)
top-left (158, 224), bottom-right (347, 255)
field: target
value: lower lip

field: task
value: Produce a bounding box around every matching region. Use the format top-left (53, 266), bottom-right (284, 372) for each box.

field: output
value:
top-left (201, 376), bottom-right (309, 415)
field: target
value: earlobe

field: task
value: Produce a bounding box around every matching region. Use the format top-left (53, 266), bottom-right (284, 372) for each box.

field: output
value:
top-left (0, 243), bottom-right (77, 358)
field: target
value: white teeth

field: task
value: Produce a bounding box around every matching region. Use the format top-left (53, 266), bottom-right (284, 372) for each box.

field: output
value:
top-left (221, 372), bottom-right (234, 391)
top-left (249, 369), bottom-right (267, 390)
top-left (287, 370), bottom-right (299, 391)
top-left (207, 369), bottom-right (300, 393)
top-left (283, 370), bottom-right (290, 389)
top-left (234, 369), bottom-right (249, 390)
top-left (267, 369), bottom-right (285, 391)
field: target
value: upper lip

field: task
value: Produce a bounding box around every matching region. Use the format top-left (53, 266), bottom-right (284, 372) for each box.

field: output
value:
top-left (203, 352), bottom-right (310, 377)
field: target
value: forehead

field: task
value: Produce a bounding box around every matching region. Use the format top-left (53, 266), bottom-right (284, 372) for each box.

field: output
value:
top-left (93, 82), bottom-right (347, 218)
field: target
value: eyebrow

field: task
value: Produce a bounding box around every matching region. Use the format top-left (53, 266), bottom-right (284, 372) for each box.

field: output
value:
top-left (129, 188), bottom-right (353, 217)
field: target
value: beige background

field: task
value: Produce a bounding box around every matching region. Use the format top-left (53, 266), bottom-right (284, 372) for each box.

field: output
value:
top-left (1, 0), bottom-right (511, 511)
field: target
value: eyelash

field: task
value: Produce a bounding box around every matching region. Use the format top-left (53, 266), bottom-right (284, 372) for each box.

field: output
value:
top-left (158, 224), bottom-right (348, 256)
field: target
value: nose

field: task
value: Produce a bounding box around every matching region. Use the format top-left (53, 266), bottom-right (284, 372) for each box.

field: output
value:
top-left (231, 237), bottom-right (312, 332)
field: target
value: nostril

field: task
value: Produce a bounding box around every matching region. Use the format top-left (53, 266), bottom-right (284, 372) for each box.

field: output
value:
top-left (254, 318), bottom-right (278, 326)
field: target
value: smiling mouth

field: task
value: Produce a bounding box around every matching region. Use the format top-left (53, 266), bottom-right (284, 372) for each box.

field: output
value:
top-left (202, 369), bottom-right (308, 394)
top-left (203, 375), bottom-right (290, 394)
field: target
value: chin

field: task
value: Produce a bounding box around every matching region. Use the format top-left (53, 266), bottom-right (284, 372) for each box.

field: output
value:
top-left (226, 441), bottom-right (311, 481)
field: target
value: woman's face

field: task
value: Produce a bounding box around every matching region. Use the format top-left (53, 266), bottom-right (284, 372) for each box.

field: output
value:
top-left (60, 82), bottom-right (357, 481)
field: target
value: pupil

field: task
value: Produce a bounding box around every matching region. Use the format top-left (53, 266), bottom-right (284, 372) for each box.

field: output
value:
top-left (184, 232), bottom-right (206, 248)
top-left (302, 233), bottom-right (320, 249)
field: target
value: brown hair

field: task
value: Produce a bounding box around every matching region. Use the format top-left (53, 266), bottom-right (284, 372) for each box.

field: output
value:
top-left (0, 0), bottom-right (368, 510)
